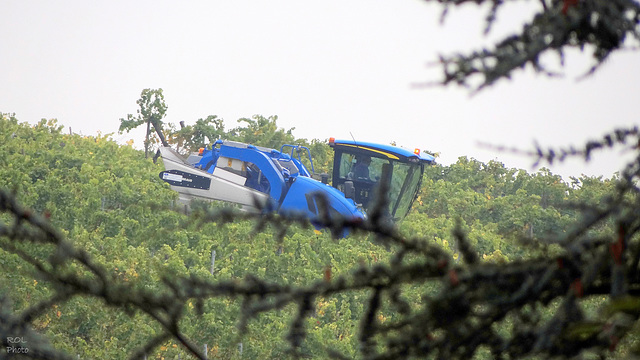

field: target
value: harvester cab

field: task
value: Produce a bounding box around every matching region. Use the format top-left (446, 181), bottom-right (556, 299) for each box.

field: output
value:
top-left (328, 138), bottom-right (435, 222)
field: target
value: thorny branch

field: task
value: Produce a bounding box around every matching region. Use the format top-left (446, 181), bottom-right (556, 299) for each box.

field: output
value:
top-left (424, 0), bottom-right (640, 92)
top-left (478, 126), bottom-right (640, 171)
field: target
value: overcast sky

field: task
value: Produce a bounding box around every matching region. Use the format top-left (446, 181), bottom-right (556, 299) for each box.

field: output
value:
top-left (2, 1), bottom-right (639, 179)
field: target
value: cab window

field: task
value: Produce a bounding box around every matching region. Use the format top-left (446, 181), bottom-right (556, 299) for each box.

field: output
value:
top-left (338, 153), bottom-right (387, 182)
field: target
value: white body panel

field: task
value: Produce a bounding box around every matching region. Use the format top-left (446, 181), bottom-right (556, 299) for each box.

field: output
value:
top-left (212, 167), bottom-right (247, 185)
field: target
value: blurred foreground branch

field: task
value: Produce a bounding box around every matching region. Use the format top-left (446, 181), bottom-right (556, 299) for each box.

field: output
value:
top-left (425, 0), bottom-right (640, 92)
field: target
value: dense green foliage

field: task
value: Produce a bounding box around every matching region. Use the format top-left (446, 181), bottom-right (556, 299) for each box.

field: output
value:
top-left (1, 113), bottom-right (622, 359)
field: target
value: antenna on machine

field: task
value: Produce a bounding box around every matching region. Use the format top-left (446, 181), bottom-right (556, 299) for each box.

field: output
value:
top-left (350, 132), bottom-right (359, 148)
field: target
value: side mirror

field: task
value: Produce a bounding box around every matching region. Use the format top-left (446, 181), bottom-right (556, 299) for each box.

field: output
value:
top-left (344, 181), bottom-right (355, 200)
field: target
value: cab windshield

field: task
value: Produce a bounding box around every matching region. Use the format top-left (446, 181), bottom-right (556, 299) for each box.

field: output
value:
top-left (336, 153), bottom-right (423, 220)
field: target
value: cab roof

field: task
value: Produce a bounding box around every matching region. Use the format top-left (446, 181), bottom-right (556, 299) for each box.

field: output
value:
top-left (330, 139), bottom-right (435, 163)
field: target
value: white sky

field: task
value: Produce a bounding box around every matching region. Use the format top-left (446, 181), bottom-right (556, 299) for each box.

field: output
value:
top-left (2, 0), bottom-right (639, 180)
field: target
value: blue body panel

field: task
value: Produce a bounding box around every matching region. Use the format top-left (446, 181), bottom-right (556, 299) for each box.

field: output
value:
top-left (198, 150), bottom-right (218, 173)
top-left (279, 176), bottom-right (362, 220)
top-left (332, 140), bottom-right (435, 163)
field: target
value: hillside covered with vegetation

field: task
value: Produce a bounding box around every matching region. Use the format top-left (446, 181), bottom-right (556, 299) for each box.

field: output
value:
top-left (0, 113), bottom-right (624, 359)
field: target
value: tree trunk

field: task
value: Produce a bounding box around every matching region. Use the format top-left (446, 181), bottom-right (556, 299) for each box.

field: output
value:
top-left (151, 119), bottom-right (169, 147)
top-left (144, 120), bottom-right (151, 158)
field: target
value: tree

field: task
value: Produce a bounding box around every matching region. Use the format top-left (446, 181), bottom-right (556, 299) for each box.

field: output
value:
top-left (227, 114), bottom-right (296, 149)
top-left (119, 88), bottom-right (169, 158)
top-left (170, 115), bottom-right (226, 154)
